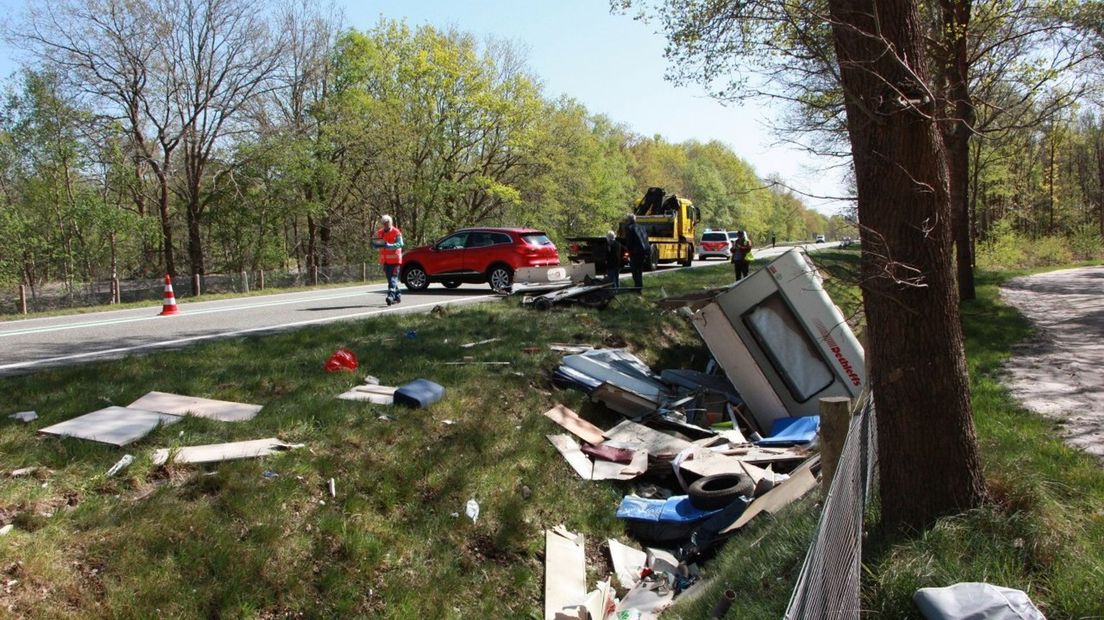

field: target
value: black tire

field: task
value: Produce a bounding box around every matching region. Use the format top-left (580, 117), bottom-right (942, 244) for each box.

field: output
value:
top-left (487, 265), bottom-right (513, 292)
top-left (534, 297), bottom-right (552, 311)
top-left (681, 243), bottom-right (694, 267)
top-left (442, 281), bottom-right (462, 289)
top-left (402, 264), bottom-right (430, 291)
top-left (688, 473), bottom-right (754, 510)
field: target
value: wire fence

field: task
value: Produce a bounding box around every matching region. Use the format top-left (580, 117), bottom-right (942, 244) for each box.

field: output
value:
top-left (785, 392), bottom-right (878, 619)
top-left (1, 263), bottom-right (388, 315)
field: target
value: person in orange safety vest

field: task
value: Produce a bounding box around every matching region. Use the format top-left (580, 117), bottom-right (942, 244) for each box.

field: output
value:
top-left (375, 215), bottom-right (404, 305)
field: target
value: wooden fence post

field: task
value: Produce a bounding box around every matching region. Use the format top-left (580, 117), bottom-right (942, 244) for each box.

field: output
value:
top-left (362, 262), bottom-right (367, 282)
top-left (819, 396), bottom-right (852, 495)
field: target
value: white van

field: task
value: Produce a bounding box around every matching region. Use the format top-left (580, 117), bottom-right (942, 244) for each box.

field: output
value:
top-left (691, 248), bottom-right (865, 434)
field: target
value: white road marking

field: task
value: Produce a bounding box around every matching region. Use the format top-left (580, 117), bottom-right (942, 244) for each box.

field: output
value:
top-left (0, 294), bottom-right (494, 373)
top-left (0, 287), bottom-right (388, 338)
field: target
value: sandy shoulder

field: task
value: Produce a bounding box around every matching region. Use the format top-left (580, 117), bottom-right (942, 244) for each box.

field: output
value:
top-left (999, 266), bottom-right (1104, 462)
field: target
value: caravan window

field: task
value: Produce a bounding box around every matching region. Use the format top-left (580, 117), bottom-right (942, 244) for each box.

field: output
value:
top-left (742, 293), bottom-right (834, 402)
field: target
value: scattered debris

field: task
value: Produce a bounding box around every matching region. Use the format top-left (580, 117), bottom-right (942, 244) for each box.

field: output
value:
top-left (105, 454), bottom-right (134, 477)
top-left (443, 361), bottom-right (511, 366)
top-left (8, 411), bottom-right (37, 423)
top-left (914, 582), bottom-right (1045, 620)
top-left (323, 347), bottom-right (359, 372)
top-left (544, 526), bottom-right (587, 620)
top-left (543, 404), bottom-right (606, 445)
top-left (364, 375), bottom-right (380, 385)
top-left (328, 478), bottom-right (336, 498)
top-left (405, 330), bottom-right (418, 340)
top-left (460, 337), bottom-right (500, 348)
top-left (337, 384), bottom-right (397, 405)
top-left (9, 467), bottom-right (38, 478)
top-left (393, 379), bottom-right (445, 408)
top-left (128, 391), bottom-right (262, 422)
top-left (465, 498), bottom-right (479, 523)
top-left (38, 406), bottom-right (181, 447)
top-left (0, 525), bottom-right (12, 536)
top-left (151, 438), bottom-right (304, 466)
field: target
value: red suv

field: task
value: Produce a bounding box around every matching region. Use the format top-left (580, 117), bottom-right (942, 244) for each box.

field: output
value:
top-left (401, 227), bottom-right (560, 291)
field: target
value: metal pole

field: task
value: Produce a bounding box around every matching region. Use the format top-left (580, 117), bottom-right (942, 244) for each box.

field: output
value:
top-left (19, 284), bottom-right (28, 315)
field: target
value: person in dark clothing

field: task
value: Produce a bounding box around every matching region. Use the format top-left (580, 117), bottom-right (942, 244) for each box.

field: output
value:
top-left (604, 230), bottom-right (622, 288)
top-left (624, 214), bottom-right (650, 289)
top-left (771, 233), bottom-right (776, 248)
top-left (731, 230), bottom-right (752, 281)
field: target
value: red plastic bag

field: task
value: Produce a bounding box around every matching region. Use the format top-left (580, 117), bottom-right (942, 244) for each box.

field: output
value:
top-left (324, 348), bottom-right (358, 373)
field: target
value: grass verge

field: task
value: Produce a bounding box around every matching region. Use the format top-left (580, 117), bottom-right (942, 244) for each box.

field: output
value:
top-left (1, 258), bottom-right (795, 618)
top-left (861, 265), bottom-right (1104, 618)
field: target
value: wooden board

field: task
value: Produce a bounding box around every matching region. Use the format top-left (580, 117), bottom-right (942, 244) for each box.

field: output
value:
top-left (152, 438), bottom-right (303, 465)
top-left (129, 391), bottom-right (262, 422)
top-left (543, 404), bottom-right (606, 445)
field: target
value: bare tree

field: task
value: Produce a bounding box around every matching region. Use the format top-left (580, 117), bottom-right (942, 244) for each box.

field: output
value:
top-left (160, 0), bottom-right (284, 278)
top-left (16, 0), bottom-right (184, 275)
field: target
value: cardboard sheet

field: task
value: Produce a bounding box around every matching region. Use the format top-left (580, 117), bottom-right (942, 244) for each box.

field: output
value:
top-left (543, 404), bottom-right (606, 445)
top-left (39, 406), bottom-right (182, 446)
top-left (336, 384), bottom-right (397, 405)
top-left (547, 434), bottom-right (594, 480)
top-left (152, 437), bottom-right (303, 465)
top-left (608, 538), bottom-right (648, 590)
top-left (544, 526), bottom-right (587, 620)
top-left (603, 420), bottom-right (691, 458)
top-left (128, 391), bottom-right (262, 422)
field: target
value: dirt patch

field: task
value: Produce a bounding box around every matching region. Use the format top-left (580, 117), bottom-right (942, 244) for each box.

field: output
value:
top-left (1000, 266), bottom-right (1104, 462)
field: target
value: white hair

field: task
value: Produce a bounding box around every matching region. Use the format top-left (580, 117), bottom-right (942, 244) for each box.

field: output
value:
top-left (606, 230), bottom-right (616, 240)
top-left (381, 215), bottom-right (393, 224)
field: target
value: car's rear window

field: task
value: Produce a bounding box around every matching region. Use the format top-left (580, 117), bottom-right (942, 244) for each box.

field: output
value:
top-left (702, 232), bottom-right (728, 242)
top-left (522, 233), bottom-right (554, 246)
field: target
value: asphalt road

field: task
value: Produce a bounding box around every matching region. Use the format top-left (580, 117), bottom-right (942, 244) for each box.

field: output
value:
top-left (0, 242), bottom-right (832, 376)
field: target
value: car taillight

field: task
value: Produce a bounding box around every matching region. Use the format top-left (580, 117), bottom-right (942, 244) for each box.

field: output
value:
top-left (569, 243), bottom-right (580, 254)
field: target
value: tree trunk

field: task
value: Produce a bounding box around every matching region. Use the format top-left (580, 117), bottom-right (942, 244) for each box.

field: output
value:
top-left (155, 167), bottom-right (175, 277)
top-left (827, 0), bottom-right (987, 531)
top-left (941, 0), bottom-right (976, 300)
top-left (187, 203), bottom-right (205, 278)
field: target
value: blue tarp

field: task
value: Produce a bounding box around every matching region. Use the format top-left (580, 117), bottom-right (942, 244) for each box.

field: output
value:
top-left (756, 415), bottom-right (820, 446)
top-left (616, 495), bottom-right (721, 523)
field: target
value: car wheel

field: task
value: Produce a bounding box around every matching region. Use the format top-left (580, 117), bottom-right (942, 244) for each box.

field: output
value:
top-left (442, 281), bottom-right (462, 289)
top-left (402, 265), bottom-right (430, 291)
top-left (487, 265), bottom-right (513, 292)
top-left (688, 473), bottom-right (754, 510)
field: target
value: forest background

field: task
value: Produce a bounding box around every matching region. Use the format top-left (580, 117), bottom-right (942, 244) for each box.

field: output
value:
top-left (0, 0), bottom-right (1100, 301)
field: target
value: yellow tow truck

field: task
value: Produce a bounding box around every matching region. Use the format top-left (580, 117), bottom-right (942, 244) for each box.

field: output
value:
top-left (567, 187), bottom-right (700, 271)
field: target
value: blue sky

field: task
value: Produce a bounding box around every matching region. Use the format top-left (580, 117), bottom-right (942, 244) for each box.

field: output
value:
top-left (0, 0), bottom-right (850, 214)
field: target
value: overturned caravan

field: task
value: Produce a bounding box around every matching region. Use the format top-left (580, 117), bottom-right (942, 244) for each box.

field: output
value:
top-left (691, 249), bottom-right (866, 434)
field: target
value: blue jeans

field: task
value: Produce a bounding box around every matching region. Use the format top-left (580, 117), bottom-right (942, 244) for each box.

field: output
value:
top-left (383, 263), bottom-right (401, 300)
top-left (607, 266), bottom-right (620, 288)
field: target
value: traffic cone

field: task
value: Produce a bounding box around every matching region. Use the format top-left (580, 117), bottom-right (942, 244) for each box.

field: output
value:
top-left (159, 274), bottom-right (180, 316)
